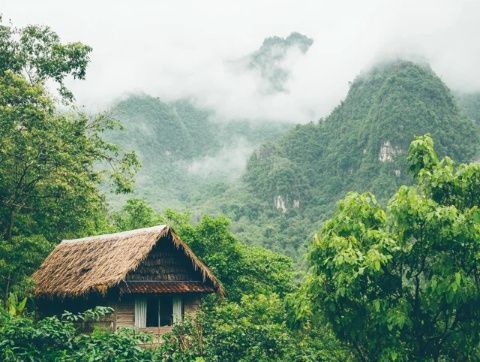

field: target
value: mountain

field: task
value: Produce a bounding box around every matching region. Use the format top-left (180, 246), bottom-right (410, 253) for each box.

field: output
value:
top-left (106, 61), bottom-right (480, 261)
top-left (247, 32), bottom-right (313, 93)
top-left (106, 94), bottom-right (291, 209)
top-left (222, 60), bottom-right (479, 259)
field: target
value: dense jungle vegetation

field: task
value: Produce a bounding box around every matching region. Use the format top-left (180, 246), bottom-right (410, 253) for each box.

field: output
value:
top-left (2, 19), bottom-right (480, 361)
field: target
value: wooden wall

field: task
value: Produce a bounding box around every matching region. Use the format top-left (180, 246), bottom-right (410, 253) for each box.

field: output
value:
top-left (184, 294), bottom-right (202, 317)
top-left (112, 296), bottom-right (135, 329)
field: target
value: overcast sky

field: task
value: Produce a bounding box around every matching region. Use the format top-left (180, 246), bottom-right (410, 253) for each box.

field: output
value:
top-left (3, 0), bottom-right (480, 122)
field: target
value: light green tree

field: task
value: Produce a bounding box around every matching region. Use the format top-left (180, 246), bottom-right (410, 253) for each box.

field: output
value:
top-left (309, 135), bottom-right (480, 361)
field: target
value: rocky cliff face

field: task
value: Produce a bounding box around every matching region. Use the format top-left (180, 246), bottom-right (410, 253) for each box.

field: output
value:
top-left (378, 141), bottom-right (403, 162)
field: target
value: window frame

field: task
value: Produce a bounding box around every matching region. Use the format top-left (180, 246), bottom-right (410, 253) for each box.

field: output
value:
top-left (134, 295), bottom-right (183, 328)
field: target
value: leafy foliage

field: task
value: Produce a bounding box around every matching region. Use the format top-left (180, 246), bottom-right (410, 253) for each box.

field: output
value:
top-left (0, 307), bottom-right (152, 361)
top-left (309, 135), bottom-right (480, 360)
top-left (0, 18), bottom-right (91, 102)
top-left (6, 293), bottom-right (26, 318)
top-left (0, 71), bottom-right (138, 239)
top-left (112, 198), bottom-right (163, 231)
top-left (0, 235), bottom-right (51, 300)
top-left (157, 294), bottom-right (350, 362)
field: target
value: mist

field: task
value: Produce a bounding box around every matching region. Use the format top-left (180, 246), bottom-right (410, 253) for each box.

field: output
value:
top-left (186, 140), bottom-right (254, 181)
top-left (3, 0), bottom-right (480, 123)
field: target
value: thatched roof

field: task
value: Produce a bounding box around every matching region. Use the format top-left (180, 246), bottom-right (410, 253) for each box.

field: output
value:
top-left (33, 225), bottom-right (224, 298)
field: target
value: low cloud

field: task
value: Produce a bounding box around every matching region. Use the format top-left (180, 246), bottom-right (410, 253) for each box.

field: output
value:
top-left (3, 0), bottom-right (480, 123)
top-left (186, 140), bottom-right (254, 181)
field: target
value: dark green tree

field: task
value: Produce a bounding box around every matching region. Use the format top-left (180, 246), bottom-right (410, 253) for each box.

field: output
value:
top-left (0, 20), bottom-right (139, 300)
top-left (0, 19), bottom-right (92, 101)
top-left (112, 198), bottom-right (162, 231)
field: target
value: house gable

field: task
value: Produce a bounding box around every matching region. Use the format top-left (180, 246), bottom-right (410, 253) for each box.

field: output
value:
top-left (125, 234), bottom-right (203, 282)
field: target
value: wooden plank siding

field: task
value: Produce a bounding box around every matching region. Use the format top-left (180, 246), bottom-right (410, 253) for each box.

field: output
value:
top-left (113, 299), bottom-right (135, 329)
top-left (184, 295), bottom-right (201, 317)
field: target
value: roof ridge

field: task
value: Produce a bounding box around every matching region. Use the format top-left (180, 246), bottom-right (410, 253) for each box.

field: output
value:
top-left (62, 224), bottom-right (167, 244)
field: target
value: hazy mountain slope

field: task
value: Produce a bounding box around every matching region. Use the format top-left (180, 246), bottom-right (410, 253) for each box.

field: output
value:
top-left (248, 61), bottom-right (477, 205)
top-left (457, 92), bottom-right (480, 123)
top-left (107, 94), bottom-right (291, 209)
top-left (109, 95), bottom-right (218, 162)
top-left (223, 60), bottom-right (479, 258)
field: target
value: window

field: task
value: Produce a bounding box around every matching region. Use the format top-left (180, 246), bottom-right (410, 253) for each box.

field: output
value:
top-left (146, 297), bottom-right (160, 327)
top-left (135, 296), bottom-right (183, 328)
top-left (158, 296), bottom-right (172, 326)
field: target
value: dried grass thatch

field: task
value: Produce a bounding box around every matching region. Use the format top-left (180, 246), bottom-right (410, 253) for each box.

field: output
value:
top-left (33, 225), bottom-right (224, 298)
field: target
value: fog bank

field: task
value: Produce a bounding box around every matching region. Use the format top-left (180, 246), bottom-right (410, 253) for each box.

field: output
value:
top-left (4, 0), bottom-right (480, 122)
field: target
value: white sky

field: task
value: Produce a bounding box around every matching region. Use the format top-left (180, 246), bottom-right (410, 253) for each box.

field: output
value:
top-left (3, 0), bottom-right (480, 122)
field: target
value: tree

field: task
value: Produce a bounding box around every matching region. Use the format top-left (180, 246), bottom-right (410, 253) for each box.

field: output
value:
top-left (157, 293), bottom-right (350, 362)
top-left (0, 20), bottom-right (139, 300)
top-left (112, 198), bottom-right (162, 232)
top-left (0, 72), bottom-right (139, 242)
top-left (162, 210), bottom-right (295, 301)
top-left (309, 135), bottom-right (480, 361)
top-left (0, 18), bottom-right (92, 102)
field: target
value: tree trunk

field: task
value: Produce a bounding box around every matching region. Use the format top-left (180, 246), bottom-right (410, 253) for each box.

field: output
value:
top-left (4, 207), bottom-right (16, 241)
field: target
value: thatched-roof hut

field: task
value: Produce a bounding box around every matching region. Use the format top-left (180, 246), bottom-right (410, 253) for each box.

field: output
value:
top-left (33, 225), bottom-right (223, 333)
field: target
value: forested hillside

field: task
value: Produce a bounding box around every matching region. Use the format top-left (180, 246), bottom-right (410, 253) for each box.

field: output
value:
top-left (107, 61), bottom-right (480, 261)
top-left (220, 60), bottom-right (480, 258)
top-left (106, 94), bottom-right (290, 209)
top-left (457, 91), bottom-right (480, 123)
